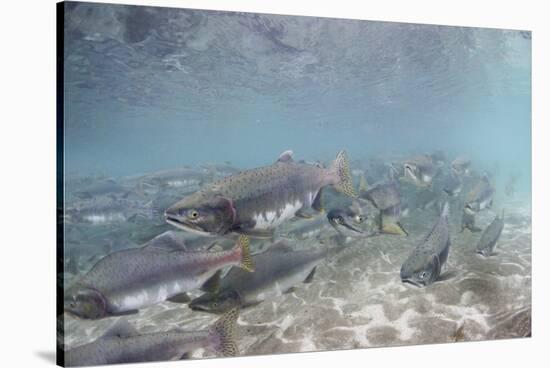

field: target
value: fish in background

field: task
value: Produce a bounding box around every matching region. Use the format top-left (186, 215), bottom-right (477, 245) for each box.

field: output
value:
top-left (72, 178), bottom-right (130, 200)
top-left (400, 202), bottom-right (451, 287)
top-left (451, 155), bottom-right (471, 176)
top-left (461, 210), bottom-right (482, 232)
top-left (464, 174), bottom-right (495, 215)
top-left (200, 162), bottom-right (242, 178)
top-left (359, 175), bottom-right (408, 236)
top-left (164, 150), bottom-right (356, 239)
top-left (64, 197), bottom-right (154, 225)
top-left (400, 154), bottom-right (436, 188)
top-left (429, 150), bottom-right (447, 166)
top-left (415, 187), bottom-right (442, 212)
top-left (441, 171), bottom-right (463, 197)
top-left (64, 234), bottom-right (253, 319)
top-left (505, 173), bottom-right (520, 197)
top-left (276, 215), bottom-right (328, 241)
top-left (139, 167), bottom-right (214, 189)
top-left (326, 201), bottom-right (366, 235)
top-left (64, 308), bottom-right (240, 366)
top-left (476, 210), bottom-right (505, 256)
top-left (189, 241), bottom-right (341, 313)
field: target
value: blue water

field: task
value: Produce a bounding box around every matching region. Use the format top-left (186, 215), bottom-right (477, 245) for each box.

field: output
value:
top-left (63, 2), bottom-right (531, 194)
top-left (61, 3), bottom-right (533, 359)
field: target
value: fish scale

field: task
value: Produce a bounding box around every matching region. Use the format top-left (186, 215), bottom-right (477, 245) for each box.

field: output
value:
top-left (165, 151), bottom-right (356, 238)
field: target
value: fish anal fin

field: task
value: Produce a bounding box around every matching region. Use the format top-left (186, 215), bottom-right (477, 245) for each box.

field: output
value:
top-left (283, 286), bottom-right (297, 294)
top-left (304, 266), bottom-right (317, 283)
top-left (167, 292), bottom-right (191, 304)
top-left (295, 209), bottom-right (314, 219)
top-left (110, 310), bottom-right (139, 318)
top-left (381, 222), bottom-right (408, 236)
top-left (234, 227), bottom-right (274, 240)
top-left (201, 270), bottom-right (222, 293)
top-left (312, 188), bottom-right (324, 212)
top-left (102, 319), bottom-right (139, 338)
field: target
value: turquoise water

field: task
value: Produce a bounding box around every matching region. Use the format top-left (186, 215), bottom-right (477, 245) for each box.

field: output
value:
top-left (63, 3), bottom-right (531, 194)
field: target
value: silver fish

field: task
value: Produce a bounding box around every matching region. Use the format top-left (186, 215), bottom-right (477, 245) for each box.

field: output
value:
top-left (72, 178), bottom-right (128, 200)
top-left (464, 175), bottom-right (495, 215)
top-left (64, 234), bottom-right (253, 319)
top-left (442, 172), bottom-right (463, 197)
top-left (401, 154), bottom-right (435, 187)
top-left (400, 202), bottom-right (451, 287)
top-left (327, 208), bottom-right (365, 234)
top-left (476, 210), bottom-right (505, 256)
top-left (140, 167), bottom-right (212, 188)
top-left (164, 150), bottom-right (356, 239)
top-left (64, 308), bottom-right (239, 366)
top-left (189, 242), bottom-right (337, 313)
top-left (359, 175), bottom-right (407, 236)
top-left (451, 155), bottom-right (471, 176)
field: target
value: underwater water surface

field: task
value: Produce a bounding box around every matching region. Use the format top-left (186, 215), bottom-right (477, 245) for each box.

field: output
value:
top-left (60, 2), bottom-right (531, 365)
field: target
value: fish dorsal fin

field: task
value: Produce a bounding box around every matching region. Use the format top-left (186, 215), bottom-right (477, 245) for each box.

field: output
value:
top-left (102, 319), bottom-right (139, 338)
top-left (145, 231), bottom-right (187, 252)
top-left (276, 150), bottom-right (294, 163)
top-left (265, 240), bottom-right (294, 253)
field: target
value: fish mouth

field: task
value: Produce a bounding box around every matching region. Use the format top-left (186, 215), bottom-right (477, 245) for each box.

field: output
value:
top-left (404, 165), bottom-right (417, 180)
top-left (464, 205), bottom-right (476, 216)
top-left (188, 302), bottom-right (209, 312)
top-left (401, 278), bottom-right (423, 287)
top-left (341, 221), bottom-right (363, 233)
top-left (476, 250), bottom-right (489, 257)
top-left (164, 214), bottom-right (213, 236)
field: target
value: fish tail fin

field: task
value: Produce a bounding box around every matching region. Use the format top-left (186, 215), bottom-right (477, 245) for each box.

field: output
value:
top-left (331, 150), bottom-right (357, 198)
top-left (235, 235), bottom-right (254, 272)
top-left (213, 308), bottom-right (239, 357)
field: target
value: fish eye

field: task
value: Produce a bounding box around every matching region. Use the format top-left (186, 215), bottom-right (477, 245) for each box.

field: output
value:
top-left (188, 210), bottom-right (199, 219)
top-left (420, 271), bottom-right (427, 279)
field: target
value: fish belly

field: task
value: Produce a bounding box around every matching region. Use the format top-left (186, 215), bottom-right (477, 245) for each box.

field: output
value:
top-left (242, 267), bottom-right (314, 305)
top-left (251, 190), bottom-right (319, 230)
top-left (108, 278), bottom-right (202, 312)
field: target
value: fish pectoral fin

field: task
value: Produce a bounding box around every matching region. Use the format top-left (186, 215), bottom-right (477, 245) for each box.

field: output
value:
top-left (304, 266), bottom-right (317, 283)
top-left (295, 209), bottom-right (315, 219)
top-left (381, 222), bottom-right (408, 236)
top-left (167, 292), bottom-right (191, 304)
top-left (201, 270), bottom-right (222, 293)
top-left (179, 353), bottom-right (192, 360)
top-left (110, 310), bottom-right (139, 317)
